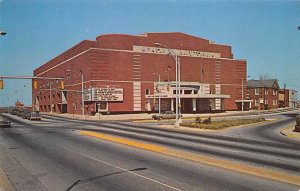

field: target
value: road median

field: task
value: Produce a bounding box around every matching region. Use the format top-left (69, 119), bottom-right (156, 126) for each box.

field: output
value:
top-left (280, 124), bottom-right (300, 141)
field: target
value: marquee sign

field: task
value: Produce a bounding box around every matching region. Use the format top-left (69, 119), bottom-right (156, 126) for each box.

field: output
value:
top-left (84, 88), bottom-right (124, 102)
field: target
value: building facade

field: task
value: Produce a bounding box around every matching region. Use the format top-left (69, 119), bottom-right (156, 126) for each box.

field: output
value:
top-left (279, 89), bottom-right (298, 108)
top-left (33, 32), bottom-right (247, 115)
top-left (247, 79), bottom-right (280, 110)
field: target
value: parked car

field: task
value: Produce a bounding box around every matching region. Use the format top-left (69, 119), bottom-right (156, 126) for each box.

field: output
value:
top-left (21, 110), bottom-right (30, 119)
top-left (17, 110), bottom-right (24, 117)
top-left (11, 109), bottom-right (19, 115)
top-left (0, 116), bottom-right (11, 128)
top-left (27, 111), bottom-right (42, 120)
top-left (152, 111), bottom-right (182, 120)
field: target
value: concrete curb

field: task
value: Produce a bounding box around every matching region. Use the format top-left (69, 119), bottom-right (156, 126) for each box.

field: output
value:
top-left (0, 166), bottom-right (14, 191)
top-left (280, 125), bottom-right (300, 142)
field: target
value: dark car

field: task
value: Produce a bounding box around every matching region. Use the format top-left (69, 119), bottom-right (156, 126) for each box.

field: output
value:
top-left (17, 110), bottom-right (24, 117)
top-left (27, 111), bottom-right (42, 120)
top-left (152, 111), bottom-right (182, 120)
top-left (0, 116), bottom-right (11, 128)
top-left (21, 110), bottom-right (30, 119)
top-left (11, 109), bottom-right (19, 115)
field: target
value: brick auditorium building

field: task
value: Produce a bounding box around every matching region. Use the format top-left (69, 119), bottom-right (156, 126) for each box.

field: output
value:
top-left (33, 32), bottom-right (247, 115)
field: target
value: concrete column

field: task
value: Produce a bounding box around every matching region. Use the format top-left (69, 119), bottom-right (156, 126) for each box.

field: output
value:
top-left (146, 99), bottom-right (151, 111)
top-left (192, 98), bottom-right (196, 112)
top-left (171, 98), bottom-right (174, 112)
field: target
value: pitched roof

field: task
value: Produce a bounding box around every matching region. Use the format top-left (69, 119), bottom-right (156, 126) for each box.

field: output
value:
top-left (247, 79), bottom-right (280, 89)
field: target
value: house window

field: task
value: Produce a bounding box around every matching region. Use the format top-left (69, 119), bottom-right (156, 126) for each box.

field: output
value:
top-left (255, 88), bottom-right (259, 95)
top-left (265, 89), bottom-right (268, 95)
top-left (273, 90), bottom-right (277, 95)
top-left (273, 100), bottom-right (277, 106)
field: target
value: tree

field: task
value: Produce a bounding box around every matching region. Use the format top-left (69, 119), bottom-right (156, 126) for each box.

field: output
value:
top-left (259, 73), bottom-right (271, 80)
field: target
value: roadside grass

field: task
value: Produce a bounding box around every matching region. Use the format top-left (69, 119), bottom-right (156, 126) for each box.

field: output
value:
top-left (181, 118), bottom-right (265, 130)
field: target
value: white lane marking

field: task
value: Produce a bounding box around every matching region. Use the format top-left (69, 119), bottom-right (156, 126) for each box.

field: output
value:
top-left (77, 151), bottom-right (182, 191)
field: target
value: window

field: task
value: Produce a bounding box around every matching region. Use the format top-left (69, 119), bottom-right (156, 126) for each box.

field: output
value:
top-left (255, 88), bottom-right (259, 95)
top-left (145, 89), bottom-right (150, 95)
top-left (273, 90), bottom-right (277, 95)
top-left (255, 99), bottom-right (260, 106)
top-left (273, 100), bottom-right (277, 106)
top-left (265, 89), bottom-right (268, 95)
top-left (185, 90), bottom-right (192, 94)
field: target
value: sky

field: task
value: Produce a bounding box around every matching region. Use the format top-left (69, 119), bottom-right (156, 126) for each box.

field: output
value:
top-left (0, 0), bottom-right (299, 106)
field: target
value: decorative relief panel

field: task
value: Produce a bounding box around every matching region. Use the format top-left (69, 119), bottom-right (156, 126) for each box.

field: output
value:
top-left (133, 45), bottom-right (221, 59)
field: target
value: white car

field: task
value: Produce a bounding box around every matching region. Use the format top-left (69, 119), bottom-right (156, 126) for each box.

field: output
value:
top-left (152, 111), bottom-right (182, 120)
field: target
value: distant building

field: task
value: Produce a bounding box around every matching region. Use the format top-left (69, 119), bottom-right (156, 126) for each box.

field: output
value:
top-left (247, 79), bottom-right (280, 110)
top-left (279, 89), bottom-right (298, 108)
top-left (33, 32), bottom-right (247, 115)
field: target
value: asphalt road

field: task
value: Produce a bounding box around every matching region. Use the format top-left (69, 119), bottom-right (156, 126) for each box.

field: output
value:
top-left (0, 113), bottom-right (299, 191)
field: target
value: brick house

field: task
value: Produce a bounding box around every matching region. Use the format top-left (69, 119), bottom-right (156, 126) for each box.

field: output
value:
top-left (247, 79), bottom-right (280, 110)
top-left (279, 89), bottom-right (298, 108)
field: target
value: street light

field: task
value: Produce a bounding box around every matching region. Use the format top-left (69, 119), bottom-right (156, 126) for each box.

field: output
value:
top-left (67, 69), bottom-right (84, 119)
top-left (153, 73), bottom-right (161, 115)
top-left (242, 75), bottom-right (251, 112)
top-left (154, 42), bottom-right (181, 127)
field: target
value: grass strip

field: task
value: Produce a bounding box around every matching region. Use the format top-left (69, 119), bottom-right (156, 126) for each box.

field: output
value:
top-left (181, 118), bottom-right (265, 130)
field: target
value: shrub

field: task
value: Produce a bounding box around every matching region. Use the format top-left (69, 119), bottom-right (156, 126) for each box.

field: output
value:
top-left (203, 117), bottom-right (212, 124)
top-left (195, 116), bottom-right (201, 124)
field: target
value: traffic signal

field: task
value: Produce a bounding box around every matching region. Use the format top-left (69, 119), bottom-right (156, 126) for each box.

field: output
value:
top-left (0, 79), bottom-right (3, 89)
top-left (60, 80), bottom-right (64, 90)
top-left (33, 80), bottom-right (38, 89)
